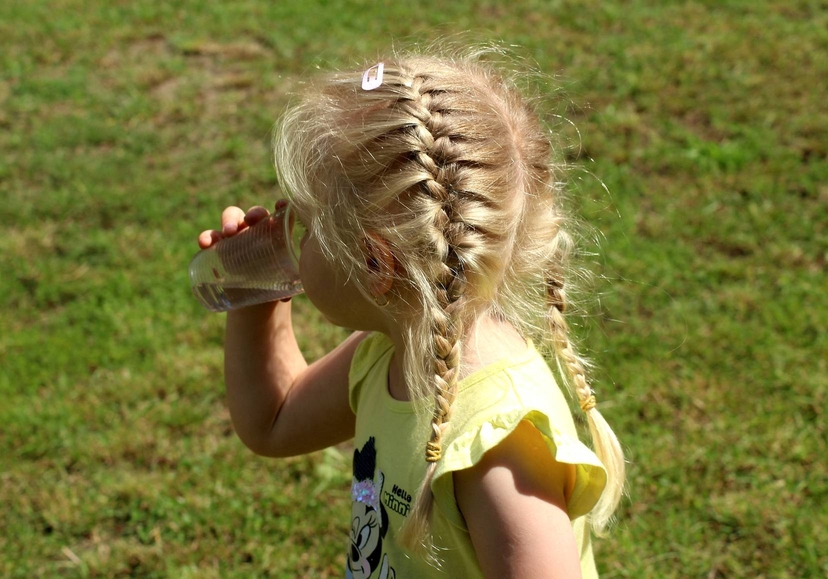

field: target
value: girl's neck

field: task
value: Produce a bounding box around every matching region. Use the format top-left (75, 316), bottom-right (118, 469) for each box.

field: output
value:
top-left (386, 313), bottom-right (527, 402)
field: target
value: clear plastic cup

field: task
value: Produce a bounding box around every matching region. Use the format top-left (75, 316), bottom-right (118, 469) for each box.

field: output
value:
top-left (189, 203), bottom-right (305, 312)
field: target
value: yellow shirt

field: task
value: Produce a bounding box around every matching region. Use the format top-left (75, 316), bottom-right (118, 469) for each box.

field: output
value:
top-left (347, 333), bottom-right (606, 578)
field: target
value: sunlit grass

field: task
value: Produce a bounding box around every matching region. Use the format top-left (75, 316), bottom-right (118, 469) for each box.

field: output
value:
top-left (2, 0), bottom-right (825, 576)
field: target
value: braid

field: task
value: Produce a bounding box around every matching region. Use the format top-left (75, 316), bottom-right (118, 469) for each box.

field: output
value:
top-left (547, 278), bottom-right (594, 407)
top-left (407, 73), bottom-right (468, 463)
top-left (546, 270), bottom-right (625, 534)
top-left (397, 72), bottom-right (477, 554)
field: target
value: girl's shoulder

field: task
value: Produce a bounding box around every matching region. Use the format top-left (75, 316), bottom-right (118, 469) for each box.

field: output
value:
top-left (437, 349), bottom-right (607, 525)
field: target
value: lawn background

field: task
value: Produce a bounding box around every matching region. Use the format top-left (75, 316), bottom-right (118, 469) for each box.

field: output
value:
top-left (1, 1), bottom-right (826, 577)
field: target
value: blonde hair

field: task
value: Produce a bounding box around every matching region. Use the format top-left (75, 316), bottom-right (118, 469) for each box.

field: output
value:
top-left (273, 46), bottom-right (625, 552)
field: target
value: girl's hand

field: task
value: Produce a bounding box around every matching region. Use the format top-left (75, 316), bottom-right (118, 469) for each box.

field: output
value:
top-left (196, 205), bottom-right (272, 249)
top-left (196, 201), bottom-right (294, 303)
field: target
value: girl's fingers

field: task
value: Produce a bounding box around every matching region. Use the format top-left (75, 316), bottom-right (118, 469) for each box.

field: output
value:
top-left (221, 206), bottom-right (247, 237)
top-left (197, 229), bottom-right (223, 249)
top-left (198, 205), bottom-right (270, 249)
top-left (243, 205), bottom-right (270, 227)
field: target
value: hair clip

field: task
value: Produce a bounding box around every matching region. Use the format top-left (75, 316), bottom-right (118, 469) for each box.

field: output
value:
top-left (362, 62), bottom-right (384, 91)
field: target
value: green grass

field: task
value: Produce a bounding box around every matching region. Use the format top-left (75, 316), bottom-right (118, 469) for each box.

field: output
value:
top-left (2, 0), bottom-right (825, 577)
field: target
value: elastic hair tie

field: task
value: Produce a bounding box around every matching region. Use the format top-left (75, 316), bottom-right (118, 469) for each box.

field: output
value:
top-left (580, 394), bottom-right (597, 413)
top-left (425, 441), bottom-right (442, 462)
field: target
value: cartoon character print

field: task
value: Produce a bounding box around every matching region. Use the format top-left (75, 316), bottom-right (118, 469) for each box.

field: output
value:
top-left (347, 437), bottom-right (396, 579)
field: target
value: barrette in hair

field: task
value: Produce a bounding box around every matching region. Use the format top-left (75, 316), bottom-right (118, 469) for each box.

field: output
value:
top-left (362, 62), bottom-right (384, 91)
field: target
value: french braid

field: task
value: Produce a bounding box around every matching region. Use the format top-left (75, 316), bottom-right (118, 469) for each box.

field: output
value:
top-left (401, 75), bottom-right (469, 460)
top-left (395, 72), bottom-right (477, 552)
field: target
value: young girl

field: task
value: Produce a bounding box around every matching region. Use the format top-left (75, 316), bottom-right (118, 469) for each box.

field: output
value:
top-left (198, 48), bottom-right (625, 578)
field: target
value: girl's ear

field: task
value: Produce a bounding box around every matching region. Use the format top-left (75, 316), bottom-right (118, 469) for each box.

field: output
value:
top-left (363, 233), bottom-right (397, 299)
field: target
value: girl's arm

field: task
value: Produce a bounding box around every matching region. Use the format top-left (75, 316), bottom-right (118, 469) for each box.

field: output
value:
top-left (454, 420), bottom-right (583, 579)
top-left (201, 205), bottom-right (362, 458)
top-left (224, 300), bottom-right (365, 457)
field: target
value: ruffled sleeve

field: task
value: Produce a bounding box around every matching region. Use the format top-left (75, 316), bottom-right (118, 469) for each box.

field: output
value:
top-left (430, 350), bottom-right (607, 528)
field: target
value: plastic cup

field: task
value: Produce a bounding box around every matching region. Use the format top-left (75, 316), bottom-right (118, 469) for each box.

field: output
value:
top-left (189, 203), bottom-right (305, 312)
